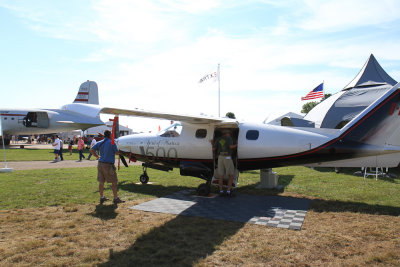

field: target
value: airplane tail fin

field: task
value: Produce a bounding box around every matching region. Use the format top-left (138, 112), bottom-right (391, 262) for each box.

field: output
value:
top-left (73, 80), bottom-right (99, 105)
top-left (339, 82), bottom-right (400, 147)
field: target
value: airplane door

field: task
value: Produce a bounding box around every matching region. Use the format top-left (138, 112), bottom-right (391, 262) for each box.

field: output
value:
top-left (36, 112), bottom-right (49, 128)
top-left (24, 112), bottom-right (49, 128)
top-left (212, 126), bottom-right (240, 186)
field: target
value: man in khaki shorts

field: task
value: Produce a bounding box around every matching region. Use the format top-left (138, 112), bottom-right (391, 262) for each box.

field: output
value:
top-left (212, 130), bottom-right (237, 197)
top-left (90, 130), bottom-right (125, 204)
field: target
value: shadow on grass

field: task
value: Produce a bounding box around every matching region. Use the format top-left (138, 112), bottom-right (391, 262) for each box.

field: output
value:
top-left (310, 198), bottom-right (400, 216)
top-left (235, 174), bottom-right (295, 196)
top-left (99, 212), bottom-right (244, 266)
top-left (118, 180), bottom-right (193, 198)
top-left (88, 204), bottom-right (118, 220)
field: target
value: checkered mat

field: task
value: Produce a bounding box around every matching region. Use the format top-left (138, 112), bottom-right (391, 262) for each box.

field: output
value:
top-left (130, 190), bottom-right (310, 230)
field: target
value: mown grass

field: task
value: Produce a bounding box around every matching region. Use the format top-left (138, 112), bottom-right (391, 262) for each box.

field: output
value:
top-left (1, 164), bottom-right (399, 214)
top-left (0, 147), bottom-right (91, 161)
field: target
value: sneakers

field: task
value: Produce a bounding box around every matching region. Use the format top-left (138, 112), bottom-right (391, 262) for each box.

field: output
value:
top-left (113, 197), bottom-right (125, 204)
top-left (100, 196), bottom-right (109, 204)
top-left (219, 191), bottom-right (225, 197)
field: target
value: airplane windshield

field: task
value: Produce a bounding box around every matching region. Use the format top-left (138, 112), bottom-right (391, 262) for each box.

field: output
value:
top-left (158, 123), bottom-right (182, 137)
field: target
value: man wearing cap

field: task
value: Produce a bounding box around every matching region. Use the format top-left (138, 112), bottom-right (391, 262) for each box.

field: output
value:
top-left (90, 130), bottom-right (125, 204)
top-left (212, 130), bottom-right (237, 197)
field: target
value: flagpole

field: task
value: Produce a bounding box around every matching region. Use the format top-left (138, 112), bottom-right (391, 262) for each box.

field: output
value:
top-left (218, 63), bottom-right (220, 117)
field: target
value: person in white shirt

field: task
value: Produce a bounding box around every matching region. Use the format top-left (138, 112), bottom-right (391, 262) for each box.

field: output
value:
top-left (52, 135), bottom-right (61, 162)
top-left (87, 137), bottom-right (97, 160)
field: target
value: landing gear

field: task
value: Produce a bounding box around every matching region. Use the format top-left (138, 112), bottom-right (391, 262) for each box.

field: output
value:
top-left (196, 180), bottom-right (211, 196)
top-left (140, 166), bottom-right (149, 184)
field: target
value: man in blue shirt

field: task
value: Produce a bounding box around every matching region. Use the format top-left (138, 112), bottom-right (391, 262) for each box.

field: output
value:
top-left (90, 130), bottom-right (125, 204)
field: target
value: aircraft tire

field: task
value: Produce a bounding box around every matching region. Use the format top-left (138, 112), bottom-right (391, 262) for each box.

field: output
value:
top-left (140, 174), bottom-right (149, 184)
top-left (197, 183), bottom-right (210, 196)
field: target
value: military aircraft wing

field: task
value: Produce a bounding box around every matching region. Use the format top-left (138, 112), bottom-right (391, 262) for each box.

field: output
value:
top-left (100, 107), bottom-right (226, 124)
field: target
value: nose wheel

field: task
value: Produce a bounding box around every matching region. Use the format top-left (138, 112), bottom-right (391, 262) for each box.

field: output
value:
top-left (140, 166), bottom-right (149, 184)
top-left (196, 181), bottom-right (211, 196)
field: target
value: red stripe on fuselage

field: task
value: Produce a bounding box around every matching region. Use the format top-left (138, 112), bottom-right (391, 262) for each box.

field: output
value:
top-left (0, 114), bottom-right (26, 116)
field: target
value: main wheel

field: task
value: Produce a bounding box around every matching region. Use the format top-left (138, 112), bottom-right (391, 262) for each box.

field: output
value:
top-left (197, 183), bottom-right (210, 196)
top-left (140, 173), bottom-right (149, 184)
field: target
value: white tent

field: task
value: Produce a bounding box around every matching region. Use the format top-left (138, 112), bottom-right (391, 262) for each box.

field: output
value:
top-left (304, 54), bottom-right (397, 129)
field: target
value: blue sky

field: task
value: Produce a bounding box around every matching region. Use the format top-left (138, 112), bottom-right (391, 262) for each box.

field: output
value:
top-left (1, 0), bottom-right (400, 131)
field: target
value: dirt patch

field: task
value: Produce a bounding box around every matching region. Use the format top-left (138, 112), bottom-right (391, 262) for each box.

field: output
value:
top-left (0, 203), bottom-right (399, 266)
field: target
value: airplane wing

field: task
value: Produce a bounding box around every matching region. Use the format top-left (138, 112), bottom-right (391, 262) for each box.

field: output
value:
top-left (100, 107), bottom-right (227, 124)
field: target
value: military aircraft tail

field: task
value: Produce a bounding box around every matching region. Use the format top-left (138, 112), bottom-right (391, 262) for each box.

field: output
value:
top-left (73, 80), bottom-right (99, 105)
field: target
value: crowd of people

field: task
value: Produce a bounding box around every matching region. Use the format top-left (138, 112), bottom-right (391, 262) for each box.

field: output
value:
top-left (50, 135), bottom-right (99, 162)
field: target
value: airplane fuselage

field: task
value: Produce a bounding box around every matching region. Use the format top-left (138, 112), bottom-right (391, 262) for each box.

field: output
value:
top-left (117, 120), bottom-right (400, 176)
top-left (0, 104), bottom-right (104, 135)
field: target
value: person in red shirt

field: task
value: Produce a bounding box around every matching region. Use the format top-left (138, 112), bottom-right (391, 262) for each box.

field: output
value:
top-left (77, 137), bottom-right (86, 161)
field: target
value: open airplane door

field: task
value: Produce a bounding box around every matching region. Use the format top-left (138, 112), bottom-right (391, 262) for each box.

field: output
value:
top-left (210, 124), bottom-right (240, 191)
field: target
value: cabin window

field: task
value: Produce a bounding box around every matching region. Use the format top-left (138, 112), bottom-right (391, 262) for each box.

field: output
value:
top-left (3, 117), bottom-right (7, 120)
top-left (246, 130), bottom-right (259, 140)
top-left (11, 118), bottom-right (14, 120)
top-left (195, 129), bottom-right (207, 138)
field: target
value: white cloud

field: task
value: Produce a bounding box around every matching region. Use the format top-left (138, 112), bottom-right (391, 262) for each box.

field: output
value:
top-left (299, 0), bottom-right (400, 31)
top-left (1, 0), bottom-right (400, 131)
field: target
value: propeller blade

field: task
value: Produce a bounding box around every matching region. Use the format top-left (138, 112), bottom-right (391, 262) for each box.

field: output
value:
top-left (120, 155), bottom-right (128, 167)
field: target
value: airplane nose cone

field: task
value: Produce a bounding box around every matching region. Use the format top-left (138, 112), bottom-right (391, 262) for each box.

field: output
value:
top-left (116, 135), bottom-right (131, 152)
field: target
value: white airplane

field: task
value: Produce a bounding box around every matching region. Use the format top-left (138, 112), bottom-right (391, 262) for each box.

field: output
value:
top-left (101, 81), bottom-right (400, 195)
top-left (0, 81), bottom-right (104, 144)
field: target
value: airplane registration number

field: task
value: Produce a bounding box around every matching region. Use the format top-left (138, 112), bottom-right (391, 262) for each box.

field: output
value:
top-left (140, 145), bottom-right (178, 161)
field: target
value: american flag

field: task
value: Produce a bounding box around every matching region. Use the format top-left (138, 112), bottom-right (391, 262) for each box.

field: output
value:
top-left (301, 83), bottom-right (324, 100)
top-left (199, 71), bottom-right (217, 83)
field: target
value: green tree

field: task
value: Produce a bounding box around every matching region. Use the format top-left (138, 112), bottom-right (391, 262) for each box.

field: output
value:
top-left (301, 101), bottom-right (319, 114)
top-left (225, 112), bottom-right (236, 119)
top-left (301, 94), bottom-right (332, 114)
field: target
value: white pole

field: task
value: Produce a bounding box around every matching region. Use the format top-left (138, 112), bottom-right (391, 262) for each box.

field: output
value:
top-left (218, 63), bottom-right (220, 117)
top-left (1, 115), bottom-right (13, 172)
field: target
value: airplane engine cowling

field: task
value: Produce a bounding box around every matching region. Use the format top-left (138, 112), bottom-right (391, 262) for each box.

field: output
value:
top-left (179, 161), bottom-right (213, 180)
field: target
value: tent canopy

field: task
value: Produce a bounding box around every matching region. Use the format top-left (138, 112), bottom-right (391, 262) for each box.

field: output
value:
top-left (343, 54), bottom-right (397, 90)
top-left (304, 54), bottom-right (397, 128)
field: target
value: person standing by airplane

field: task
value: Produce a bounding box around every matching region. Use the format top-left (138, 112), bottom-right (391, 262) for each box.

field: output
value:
top-left (87, 137), bottom-right (97, 160)
top-left (68, 138), bottom-right (73, 155)
top-left (52, 135), bottom-right (61, 162)
top-left (58, 138), bottom-right (64, 161)
top-left (90, 130), bottom-right (125, 204)
top-left (212, 130), bottom-right (237, 197)
top-left (77, 137), bottom-right (86, 161)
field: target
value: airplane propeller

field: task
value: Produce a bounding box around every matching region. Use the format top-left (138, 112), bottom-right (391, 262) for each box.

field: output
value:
top-left (120, 154), bottom-right (128, 167)
top-left (110, 115), bottom-right (129, 169)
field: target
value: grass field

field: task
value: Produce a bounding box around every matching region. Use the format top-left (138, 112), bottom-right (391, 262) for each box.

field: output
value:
top-left (0, 147), bottom-right (90, 161)
top-left (0, 149), bottom-right (400, 266)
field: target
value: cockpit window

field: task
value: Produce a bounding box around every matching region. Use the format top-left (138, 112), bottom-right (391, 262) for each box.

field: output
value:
top-left (159, 123), bottom-right (182, 137)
